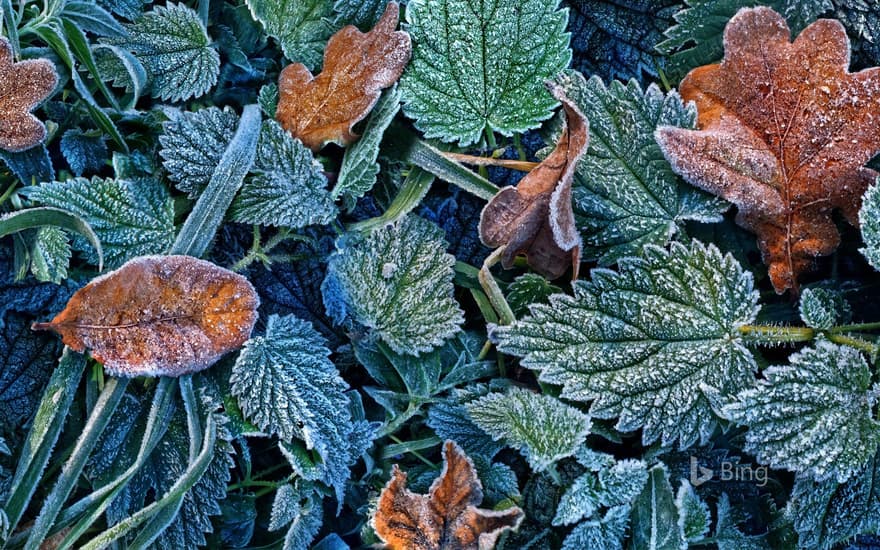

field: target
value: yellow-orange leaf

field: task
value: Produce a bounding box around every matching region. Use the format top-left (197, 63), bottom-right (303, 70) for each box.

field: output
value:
top-left (0, 37), bottom-right (58, 152)
top-left (374, 440), bottom-right (523, 550)
top-left (33, 255), bottom-right (259, 377)
top-left (275, 2), bottom-right (411, 151)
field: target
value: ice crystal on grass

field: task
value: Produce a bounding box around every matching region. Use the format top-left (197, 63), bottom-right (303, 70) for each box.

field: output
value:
top-left (494, 241), bottom-right (759, 448)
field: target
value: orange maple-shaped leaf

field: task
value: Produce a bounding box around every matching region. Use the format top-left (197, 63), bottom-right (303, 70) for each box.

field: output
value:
top-left (478, 82), bottom-right (589, 280)
top-left (33, 255), bottom-right (259, 377)
top-left (0, 37), bottom-right (58, 153)
top-left (275, 2), bottom-right (410, 151)
top-left (374, 440), bottom-right (523, 550)
top-left (656, 7), bottom-right (880, 293)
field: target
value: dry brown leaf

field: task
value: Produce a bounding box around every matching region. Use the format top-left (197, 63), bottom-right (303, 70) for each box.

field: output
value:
top-left (274, 2), bottom-right (410, 151)
top-left (374, 440), bottom-right (523, 550)
top-left (33, 255), bottom-right (259, 377)
top-left (0, 37), bottom-right (58, 153)
top-left (656, 7), bottom-right (880, 293)
top-left (478, 82), bottom-right (589, 280)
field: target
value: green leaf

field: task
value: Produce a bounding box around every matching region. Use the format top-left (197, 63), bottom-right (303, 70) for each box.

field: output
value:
top-left (427, 389), bottom-right (505, 460)
top-left (333, 0), bottom-right (386, 29)
top-left (333, 85), bottom-right (402, 205)
top-left (22, 177), bottom-right (174, 268)
top-left (60, 129), bottom-right (109, 176)
top-left (553, 71), bottom-right (727, 264)
top-left (323, 215), bottom-right (464, 355)
top-left (159, 106), bottom-right (238, 198)
top-left (506, 273), bottom-right (562, 318)
top-left (258, 83), bottom-right (278, 118)
top-left (104, 2), bottom-right (220, 101)
top-left (860, 180), bottom-right (880, 272)
top-left (61, 1), bottom-right (128, 37)
top-left (495, 241), bottom-right (759, 448)
top-left (0, 207), bottom-right (103, 271)
top-left (675, 480), bottom-right (710, 543)
top-left (554, 472), bottom-right (600, 526)
top-left (561, 506), bottom-right (630, 550)
top-left (269, 483), bottom-right (300, 532)
top-left (724, 340), bottom-right (880, 483)
top-left (245, 0), bottom-right (336, 70)
top-left (401, 0), bottom-right (571, 145)
top-left (714, 493), bottom-right (768, 550)
top-left (629, 463), bottom-right (684, 550)
top-left (230, 120), bottom-right (337, 228)
top-left (29, 226), bottom-right (70, 284)
top-left (798, 288), bottom-right (851, 330)
top-left (466, 386), bottom-right (591, 472)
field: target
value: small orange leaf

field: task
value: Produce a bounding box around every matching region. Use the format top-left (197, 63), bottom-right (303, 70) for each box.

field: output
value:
top-left (0, 37), bottom-right (58, 153)
top-left (33, 255), bottom-right (259, 377)
top-left (478, 82), bottom-right (589, 280)
top-left (656, 7), bottom-right (880, 293)
top-left (374, 440), bottom-right (523, 550)
top-left (275, 2), bottom-right (411, 151)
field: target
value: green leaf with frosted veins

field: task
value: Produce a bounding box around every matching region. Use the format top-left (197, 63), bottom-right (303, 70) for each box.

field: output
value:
top-left (29, 226), bottom-right (70, 284)
top-left (22, 177), bottom-right (175, 268)
top-left (553, 70), bottom-right (727, 265)
top-left (465, 386), bottom-right (591, 472)
top-left (245, 0), bottom-right (336, 70)
top-left (676, 480), bottom-right (710, 543)
top-left (494, 241), bottom-right (759, 448)
top-left (401, 0), bottom-right (572, 146)
top-left (104, 3), bottom-right (219, 101)
top-left (798, 288), bottom-right (851, 330)
top-left (629, 463), bottom-right (684, 550)
top-left (561, 506), bottom-right (630, 550)
top-left (860, 180), bottom-right (880, 271)
top-left (323, 215), bottom-right (464, 355)
top-left (724, 340), bottom-right (880, 483)
top-left (160, 107), bottom-right (238, 198)
top-left (231, 121), bottom-right (337, 228)
top-left (333, 0), bottom-right (387, 29)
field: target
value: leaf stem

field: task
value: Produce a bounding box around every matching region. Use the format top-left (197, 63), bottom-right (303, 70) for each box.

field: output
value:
top-left (830, 321), bottom-right (880, 333)
top-left (479, 246), bottom-right (515, 326)
top-left (439, 152), bottom-right (538, 172)
top-left (738, 324), bottom-right (814, 343)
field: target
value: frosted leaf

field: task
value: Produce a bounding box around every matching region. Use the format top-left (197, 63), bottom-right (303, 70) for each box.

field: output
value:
top-left (60, 129), bottom-right (108, 176)
top-left (333, 0), bottom-right (387, 29)
top-left (494, 241), bottom-right (759, 448)
top-left (798, 287), bottom-right (851, 330)
top-left (553, 472), bottom-right (600, 526)
top-left (561, 506), bottom-right (630, 550)
top-left (323, 215), bottom-right (464, 355)
top-left (675, 480), bottom-right (710, 543)
top-left (103, 3), bottom-right (219, 101)
top-left (269, 483), bottom-right (300, 531)
top-left (629, 463), bottom-right (684, 550)
top-left (30, 226), bottom-right (70, 284)
top-left (860, 180), bottom-right (880, 271)
top-left (465, 386), bottom-right (591, 472)
top-left (506, 273), bottom-right (562, 317)
top-left (159, 107), bottom-right (238, 198)
top-left (400, 0), bottom-right (571, 146)
top-left (553, 70), bottom-right (727, 265)
top-left (723, 340), bottom-right (880, 483)
top-left (283, 493), bottom-right (323, 550)
top-left (428, 394), bottom-right (504, 460)
top-left (22, 177), bottom-right (174, 268)
top-left (245, 0), bottom-right (335, 70)
top-left (599, 459), bottom-right (649, 508)
top-left (714, 493), bottom-right (768, 550)
top-left (230, 121), bottom-right (337, 228)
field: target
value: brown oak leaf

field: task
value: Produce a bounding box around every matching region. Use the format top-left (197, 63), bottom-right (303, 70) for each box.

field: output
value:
top-left (275, 2), bottom-right (410, 151)
top-left (33, 255), bottom-right (259, 377)
top-left (0, 37), bottom-right (58, 153)
top-left (656, 7), bottom-right (880, 293)
top-left (374, 440), bottom-right (523, 550)
top-left (478, 82), bottom-right (589, 280)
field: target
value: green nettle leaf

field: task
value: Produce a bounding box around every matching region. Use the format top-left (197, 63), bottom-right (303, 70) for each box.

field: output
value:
top-left (231, 121), bottom-right (337, 228)
top-left (860, 180), bottom-right (880, 271)
top-left (798, 288), bottom-right (851, 330)
top-left (401, 0), bottom-right (572, 145)
top-left (714, 493), bottom-right (767, 550)
top-left (231, 314), bottom-right (355, 502)
top-left (465, 386), bottom-right (592, 472)
top-left (788, 449), bottom-right (880, 550)
top-left (554, 472), bottom-right (601, 526)
top-left (323, 215), bottom-right (464, 355)
top-left (495, 241), bottom-right (759, 448)
top-left (105, 2), bottom-right (220, 101)
top-left (561, 506), bottom-right (630, 550)
top-left (676, 480), bottom-right (710, 543)
top-left (60, 129), bottom-right (109, 176)
top-left (506, 273), bottom-right (563, 317)
top-left (724, 340), bottom-right (880, 483)
top-left (22, 177), bottom-right (175, 268)
top-left (245, 0), bottom-right (336, 70)
top-left (333, 0), bottom-right (387, 28)
top-left (160, 106), bottom-right (238, 198)
top-left (554, 70), bottom-right (727, 264)
top-left (269, 483), bottom-right (300, 532)
top-left (333, 86), bottom-right (402, 207)
top-left (258, 83), bottom-right (279, 117)
top-left (629, 463), bottom-right (684, 550)
top-left (30, 226), bottom-right (70, 284)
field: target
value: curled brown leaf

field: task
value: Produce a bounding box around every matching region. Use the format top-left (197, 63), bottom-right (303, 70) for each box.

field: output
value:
top-left (0, 37), bottom-right (58, 153)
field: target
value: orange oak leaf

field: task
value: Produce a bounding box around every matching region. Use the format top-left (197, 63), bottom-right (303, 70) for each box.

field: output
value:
top-left (274, 2), bottom-right (410, 151)
top-left (33, 255), bottom-right (259, 377)
top-left (478, 82), bottom-right (589, 280)
top-left (374, 440), bottom-right (523, 550)
top-left (0, 37), bottom-right (58, 152)
top-left (655, 7), bottom-right (880, 293)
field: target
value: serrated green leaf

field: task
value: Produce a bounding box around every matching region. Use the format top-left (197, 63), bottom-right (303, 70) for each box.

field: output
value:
top-left (159, 106), bottom-right (238, 198)
top-left (675, 480), bottom-right (710, 543)
top-left (554, 472), bottom-right (601, 526)
top-left (629, 463), bottom-right (684, 550)
top-left (323, 215), bottom-right (463, 355)
top-left (258, 83), bottom-right (279, 118)
top-left (428, 394), bottom-right (504, 460)
top-left (401, 0), bottom-right (571, 145)
top-left (714, 493), bottom-right (768, 550)
top-left (860, 180), bottom-right (880, 271)
top-left (104, 3), bottom-right (219, 101)
top-left (599, 459), bottom-right (649, 508)
top-left (724, 340), bottom-right (880, 483)
top-left (269, 483), bottom-right (300, 531)
top-left (284, 494), bottom-right (323, 550)
top-left (495, 241), bottom-right (759, 448)
top-left (466, 386), bottom-right (591, 472)
top-left (231, 120), bottom-right (337, 228)
top-left (245, 0), bottom-right (336, 70)
top-left (60, 129), bottom-right (109, 177)
top-left (506, 273), bottom-right (562, 318)
top-left (333, 0), bottom-right (386, 29)
top-left (552, 71), bottom-right (727, 264)
top-left (561, 506), bottom-right (630, 550)
top-left (22, 177), bottom-right (175, 268)
top-left (29, 226), bottom-right (70, 284)
top-left (471, 455), bottom-right (521, 506)
top-left (798, 288), bottom-right (851, 330)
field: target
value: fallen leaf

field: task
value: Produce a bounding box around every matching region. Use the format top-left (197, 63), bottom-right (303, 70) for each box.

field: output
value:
top-left (374, 440), bottom-right (523, 550)
top-left (274, 2), bottom-right (410, 150)
top-left (655, 7), bottom-right (880, 293)
top-left (33, 255), bottom-right (259, 377)
top-left (478, 82), bottom-right (589, 280)
top-left (0, 37), bottom-right (58, 153)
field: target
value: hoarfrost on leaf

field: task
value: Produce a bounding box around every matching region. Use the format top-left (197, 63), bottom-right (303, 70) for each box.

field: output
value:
top-left (860, 179), bottom-right (880, 271)
top-left (245, 0), bottom-right (336, 70)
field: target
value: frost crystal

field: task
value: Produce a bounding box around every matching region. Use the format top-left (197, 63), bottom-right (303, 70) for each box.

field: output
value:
top-left (860, 180), bottom-right (880, 271)
top-left (160, 107), bottom-right (238, 198)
